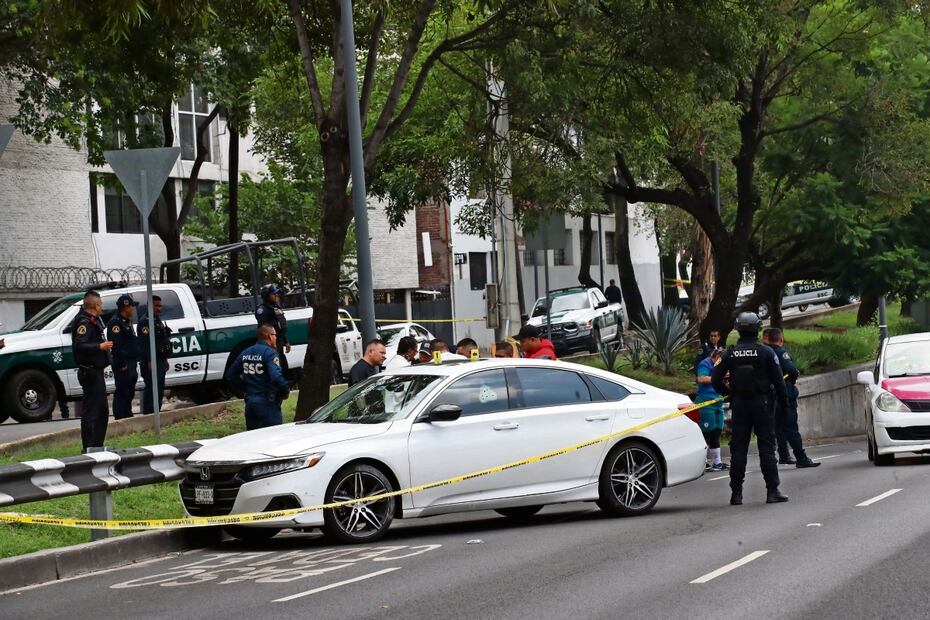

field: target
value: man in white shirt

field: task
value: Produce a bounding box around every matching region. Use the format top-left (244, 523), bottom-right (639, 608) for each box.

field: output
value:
top-left (385, 336), bottom-right (418, 370)
top-left (430, 338), bottom-right (467, 361)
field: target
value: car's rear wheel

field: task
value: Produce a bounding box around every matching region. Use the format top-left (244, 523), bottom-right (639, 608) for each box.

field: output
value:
top-left (495, 505), bottom-right (544, 519)
top-left (223, 525), bottom-right (281, 542)
top-left (798, 304), bottom-right (809, 313)
top-left (5, 369), bottom-right (56, 423)
top-left (597, 441), bottom-right (663, 517)
top-left (322, 464), bottom-right (395, 544)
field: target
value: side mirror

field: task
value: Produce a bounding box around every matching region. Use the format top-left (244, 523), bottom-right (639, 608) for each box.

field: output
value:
top-left (595, 300), bottom-right (609, 309)
top-left (336, 323), bottom-right (351, 333)
top-left (856, 371), bottom-right (875, 386)
top-left (532, 306), bottom-right (547, 317)
top-left (428, 404), bottom-right (462, 422)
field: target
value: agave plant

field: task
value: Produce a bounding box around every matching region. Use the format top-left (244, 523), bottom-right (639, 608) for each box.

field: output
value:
top-left (630, 307), bottom-right (699, 374)
top-left (622, 333), bottom-right (653, 370)
top-left (597, 338), bottom-right (623, 372)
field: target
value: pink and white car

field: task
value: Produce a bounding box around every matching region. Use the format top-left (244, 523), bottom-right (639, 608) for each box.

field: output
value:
top-left (857, 332), bottom-right (930, 465)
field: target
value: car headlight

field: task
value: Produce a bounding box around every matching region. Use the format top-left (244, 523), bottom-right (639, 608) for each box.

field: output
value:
top-left (579, 320), bottom-right (593, 330)
top-left (876, 392), bottom-right (911, 413)
top-left (242, 453), bottom-right (324, 480)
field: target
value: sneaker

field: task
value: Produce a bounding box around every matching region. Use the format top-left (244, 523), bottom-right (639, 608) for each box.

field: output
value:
top-left (705, 463), bottom-right (715, 472)
top-left (711, 462), bottom-right (729, 471)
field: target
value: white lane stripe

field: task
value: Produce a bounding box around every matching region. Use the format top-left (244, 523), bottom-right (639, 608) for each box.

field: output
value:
top-left (690, 550), bottom-right (770, 584)
top-left (709, 474), bottom-right (729, 481)
top-left (856, 488), bottom-right (902, 507)
top-left (813, 454), bottom-right (842, 461)
top-left (273, 567), bottom-right (402, 602)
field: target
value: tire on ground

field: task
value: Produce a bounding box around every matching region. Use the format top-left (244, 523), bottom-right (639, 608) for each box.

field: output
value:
top-left (5, 368), bottom-right (57, 423)
top-left (322, 463), bottom-right (395, 544)
top-left (597, 440), bottom-right (664, 517)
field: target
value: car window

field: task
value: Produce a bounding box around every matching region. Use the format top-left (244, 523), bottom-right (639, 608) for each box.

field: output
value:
top-left (305, 374), bottom-right (442, 424)
top-left (338, 310), bottom-right (355, 331)
top-left (413, 326), bottom-right (430, 340)
top-left (509, 367), bottom-right (591, 409)
top-left (433, 369), bottom-right (509, 416)
top-left (99, 294), bottom-right (121, 326)
top-left (138, 290), bottom-right (185, 321)
top-left (587, 375), bottom-right (631, 402)
top-left (591, 288), bottom-right (607, 305)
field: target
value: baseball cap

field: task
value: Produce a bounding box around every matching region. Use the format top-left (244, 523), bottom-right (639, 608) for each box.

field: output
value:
top-left (116, 294), bottom-right (139, 308)
top-left (515, 324), bottom-right (540, 340)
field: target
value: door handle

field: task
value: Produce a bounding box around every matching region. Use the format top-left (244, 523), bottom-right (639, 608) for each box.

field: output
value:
top-left (177, 327), bottom-right (195, 333)
top-left (493, 422), bottom-right (520, 431)
top-left (585, 414), bottom-right (610, 422)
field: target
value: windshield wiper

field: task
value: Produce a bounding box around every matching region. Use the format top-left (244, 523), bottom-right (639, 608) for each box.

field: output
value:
top-left (888, 372), bottom-right (930, 378)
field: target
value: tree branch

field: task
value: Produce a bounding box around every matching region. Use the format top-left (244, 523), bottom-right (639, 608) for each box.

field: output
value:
top-left (359, 9), bottom-right (385, 130)
top-left (287, 0), bottom-right (326, 129)
top-left (178, 106), bottom-right (220, 229)
top-left (762, 111), bottom-right (840, 137)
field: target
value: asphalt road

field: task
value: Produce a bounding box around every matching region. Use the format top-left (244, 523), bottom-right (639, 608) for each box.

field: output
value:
top-left (2, 439), bottom-right (929, 619)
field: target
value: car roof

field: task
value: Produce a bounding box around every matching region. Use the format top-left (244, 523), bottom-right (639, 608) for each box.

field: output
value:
top-left (885, 332), bottom-right (930, 345)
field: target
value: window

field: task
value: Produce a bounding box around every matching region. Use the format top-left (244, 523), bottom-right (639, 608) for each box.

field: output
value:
top-left (89, 176), bottom-right (99, 233)
top-left (104, 112), bottom-right (164, 150)
top-left (434, 369), bottom-right (509, 416)
top-left (605, 232), bottom-right (617, 265)
top-left (306, 374), bottom-right (442, 424)
top-left (591, 288), bottom-right (608, 306)
top-left (587, 375), bottom-right (631, 402)
top-left (178, 84), bottom-right (213, 162)
top-left (523, 250), bottom-right (538, 266)
top-left (510, 367), bottom-right (591, 408)
top-left (552, 229), bottom-right (573, 266)
top-left (104, 181), bottom-right (143, 234)
top-left (138, 290), bottom-right (186, 321)
top-left (469, 252), bottom-right (487, 291)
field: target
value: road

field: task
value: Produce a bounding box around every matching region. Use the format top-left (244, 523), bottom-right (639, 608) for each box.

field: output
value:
top-left (2, 439), bottom-right (929, 619)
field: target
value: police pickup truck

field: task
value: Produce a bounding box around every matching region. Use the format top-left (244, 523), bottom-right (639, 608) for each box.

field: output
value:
top-left (527, 286), bottom-right (624, 355)
top-left (0, 240), bottom-right (364, 424)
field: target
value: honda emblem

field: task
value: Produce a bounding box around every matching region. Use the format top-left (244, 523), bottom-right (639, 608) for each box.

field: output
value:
top-left (199, 466), bottom-right (211, 481)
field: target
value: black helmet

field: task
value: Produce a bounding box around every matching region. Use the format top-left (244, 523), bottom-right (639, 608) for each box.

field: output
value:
top-left (260, 283), bottom-right (281, 298)
top-left (734, 311), bottom-right (762, 334)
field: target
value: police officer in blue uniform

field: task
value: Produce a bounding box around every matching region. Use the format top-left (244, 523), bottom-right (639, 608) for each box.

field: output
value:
top-left (712, 312), bottom-right (789, 505)
top-left (255, 284), bottom-right (291, 376)
top-left (763, 327), bottom-right (820, 468)
top-left (107, 294), bottom-right (140, 420)
top-left (226, 325), bottom-right (290, 429)
top-left (71, 291), bottom-right (113, 451)
top-left (139, 295), bottom-right (172, 414)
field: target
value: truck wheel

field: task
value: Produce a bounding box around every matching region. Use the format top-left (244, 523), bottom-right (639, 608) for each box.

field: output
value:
top-left (798, 304), bottom-right (808, 313)
top-left (589, 329), bottom-right (601, 353)
top-left (5, 369), bottom-right (57, 423)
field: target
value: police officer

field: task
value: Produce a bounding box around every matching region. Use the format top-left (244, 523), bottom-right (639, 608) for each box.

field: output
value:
top-left (763, 327), bottom-right (820, 468)
top-left (71, 290), bottom-right (113, 451)
top-left (139, 294), bottom-right (172, 414)
top-left (107, 294), bottom-right (140, 420)
top-left (225, 325), bottom-right (290, 429)
top-left (255, 284), bottom-right (291, 376)
top-left (712, 312), bottom-right (789, 505)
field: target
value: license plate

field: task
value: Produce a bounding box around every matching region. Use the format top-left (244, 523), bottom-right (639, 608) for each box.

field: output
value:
top-left (195, 485), bottom-right (214, 505)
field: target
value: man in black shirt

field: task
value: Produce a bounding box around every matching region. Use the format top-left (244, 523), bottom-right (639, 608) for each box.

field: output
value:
top-left (107, 294), bottom-right (140, 420)
top-left (604, 279), bottom-right (623, 306)
top-left (71, 291), bottom-right (113, 451)
top-left (348, 339), bottom-right (387, 386)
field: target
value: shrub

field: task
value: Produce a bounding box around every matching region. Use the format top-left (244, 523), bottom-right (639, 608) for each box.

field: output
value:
top-left (631, 307), bottom-right (699, 375)
top-left (622, 334), bottom-right (653, 370)
top-left (597, 338), bottom-right (623, 372)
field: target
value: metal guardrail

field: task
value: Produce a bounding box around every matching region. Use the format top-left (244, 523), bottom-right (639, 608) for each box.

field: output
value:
top-left (0, 265), bottom-right (151, 292)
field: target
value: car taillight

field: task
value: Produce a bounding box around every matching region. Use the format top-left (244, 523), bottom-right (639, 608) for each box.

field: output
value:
top-left (679, 403), bottom-right (701, 424)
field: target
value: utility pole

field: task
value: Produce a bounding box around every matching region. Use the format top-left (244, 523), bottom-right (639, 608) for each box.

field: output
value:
top-left (487, 62), bottom-right (522, 340)
top-left (878, 295), bottom-right (888, 342)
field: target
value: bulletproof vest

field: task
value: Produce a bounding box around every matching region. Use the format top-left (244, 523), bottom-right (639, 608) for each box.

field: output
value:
top-left (727, 342), bottom-right (771, 397)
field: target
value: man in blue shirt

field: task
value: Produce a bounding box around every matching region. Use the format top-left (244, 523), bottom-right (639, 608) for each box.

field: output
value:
top-left (696, 349), bottom-right (727, 471)
top-left (226, 325), bottom-right (291, 430)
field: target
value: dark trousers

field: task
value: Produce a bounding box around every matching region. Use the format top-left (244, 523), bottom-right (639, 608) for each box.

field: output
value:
top-left (729, 396), bottom-right (780, 492)
top-left (78, 367), bottom-right (108, 451)
top-left (278, 345), bottom-right (290, 378)
top-left (113, 364), bottom-right (138, 420)
top-left (703, 428), bottom-right (722, 449)
top-left (245, 396), bottom-right (283, 430)
top-left (141, 359), bottom-right (168, 414)
top-left (775, 385), bottom-right (805, 459)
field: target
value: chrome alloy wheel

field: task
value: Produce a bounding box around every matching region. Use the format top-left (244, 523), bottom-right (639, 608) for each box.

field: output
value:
top-left (609, 447), bottom-right (661, 511)
top-left (21, 388), bottom-right (41, 410)
top-left (330, 470), bottom-right (394, 539)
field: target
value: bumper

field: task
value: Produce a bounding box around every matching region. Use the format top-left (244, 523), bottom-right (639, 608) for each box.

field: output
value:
top-left (874, 409), bottom-right (930, 455)
top-left (550, 331), bottom-right (594, 355)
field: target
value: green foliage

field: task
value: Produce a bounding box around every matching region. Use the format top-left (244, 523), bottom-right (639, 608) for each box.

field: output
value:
top-left (630, 307), bottom-right (699, 375)
top-left (596, 338), bottom-right (623, 373)
top-left (622, 333), bottom-right (654, 371)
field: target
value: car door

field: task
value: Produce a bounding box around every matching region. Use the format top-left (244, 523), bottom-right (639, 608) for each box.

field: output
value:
top-left (590, 288), bottom-right (618, 342)
top-left (407, 369), bottom-right (533, 508)
top-left (149, 288), bottom-right (207, 386)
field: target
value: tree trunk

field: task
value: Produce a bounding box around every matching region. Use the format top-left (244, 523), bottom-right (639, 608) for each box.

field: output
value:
top-left (228, 121), bottom-right (240, 295)
top-left (700, 246), bottom-right (744, 340)
top-left (857, 294), bottom-right (879, 326)
top-left (678, 254), bottom-right (692, 300)
top-left (577, 212), bottom-right (599, 289)
top-left (688, 223), bottom-right (714, 329)
top-left (514, 233), bottom-right (526, 318)
top-left (901, 298), bottom-right (913, 317)
top-left (612, 194), bottom-right (647, 326)
top-left (768, 287), bottom-right (783, 329)
top-left (155, 105), bottom-right (181, 283)
top-left (660, 254), bottom-right (679, 307)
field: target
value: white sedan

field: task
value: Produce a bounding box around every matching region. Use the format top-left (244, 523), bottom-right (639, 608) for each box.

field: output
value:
top-left (377, 322), bottom-right (436, 360)
top-left (181, 358), bottom-right (707, 543)
top-left (858, 332), bottom-right (930, 465)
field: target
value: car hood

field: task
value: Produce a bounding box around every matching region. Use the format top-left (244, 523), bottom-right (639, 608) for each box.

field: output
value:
top-left (528, 309), bottom-right (589, 326)
top-left (0, 329), bottom-right (57, 353)
top-left (187, 421), bottom-right (394, 462)
top-left (881, 376), bottom-right (930, 401)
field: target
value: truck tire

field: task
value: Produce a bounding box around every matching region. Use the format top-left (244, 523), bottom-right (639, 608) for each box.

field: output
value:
top-left (5, 369), bottom-right (57, 423)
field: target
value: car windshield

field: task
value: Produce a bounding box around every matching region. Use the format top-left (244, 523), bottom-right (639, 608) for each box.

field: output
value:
top-left (21, 297), bottom-right (78, 331)
top-left (377, 327), bottom-right (405, 345)
top-left (303, 374), bottom-right (442, 424)
top-left (884, 341), bottom-right (930, 378)
top-left (534, 292), bottom-right (588, 316)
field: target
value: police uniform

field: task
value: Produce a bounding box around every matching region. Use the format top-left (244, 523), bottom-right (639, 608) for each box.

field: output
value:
top-left (71, 308), bottom-right (111, 450)
top-left (255, 285), bottom-right (290, 376)
top-left (712, 313), bottom-right (789, 505)
top-left (771, 343), bottom-right (819, 467)
top-left (107, 295), bottom-right (140, 420)
top-left (139, 309), bottom-right (172, 414)
top-left (225, 340), bottom-right (290, 430)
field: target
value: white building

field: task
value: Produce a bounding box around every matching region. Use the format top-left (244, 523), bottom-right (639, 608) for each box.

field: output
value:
top-left (0, 83), bottom-right (266, 331)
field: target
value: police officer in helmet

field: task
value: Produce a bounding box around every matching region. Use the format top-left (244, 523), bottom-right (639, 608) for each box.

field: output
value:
top-left (255, 284), bottom-right (291, 376)
top-left (712, 312), bottom-right (789, 505)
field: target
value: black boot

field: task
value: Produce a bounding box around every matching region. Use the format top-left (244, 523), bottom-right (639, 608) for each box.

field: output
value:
top-left (766, 488), bottom-right (789, 503)
top-left (796, 457), bottom-right (820, 468)
top-left (730, 489), bottom-right (743, 505)
top-left (779, 456), bottom-right (796, 465)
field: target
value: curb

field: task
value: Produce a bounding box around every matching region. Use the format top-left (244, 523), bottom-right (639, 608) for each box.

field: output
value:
top-left (0, 527), bottom-right (225, 593)
top-left (0, 400), bottom-right (238, 457)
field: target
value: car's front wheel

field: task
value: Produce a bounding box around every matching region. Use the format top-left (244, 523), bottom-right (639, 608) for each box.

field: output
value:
top-left (873, 441), bottom-right (895, 467)
top-left (5, 369), bottom-right (56, 423)
top-left (597, 441), bottom-right (663, 517)
top-left (323, 464), bottom-right (395, 544)
top-left (798, 304), bottom-right (809, 313)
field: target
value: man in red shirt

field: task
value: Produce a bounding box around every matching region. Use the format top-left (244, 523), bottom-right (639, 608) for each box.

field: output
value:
top-left (516, 324), bottom-right (558, 360)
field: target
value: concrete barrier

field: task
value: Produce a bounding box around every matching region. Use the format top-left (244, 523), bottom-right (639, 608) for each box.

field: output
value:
top-left (797, 363), bottom-right (870, 440)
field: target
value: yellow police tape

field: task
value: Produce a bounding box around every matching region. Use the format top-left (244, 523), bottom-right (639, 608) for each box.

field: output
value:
top-left (0, 398), bottom-right (725, 531)
top-left (348, 317), bottom-right (487, 324)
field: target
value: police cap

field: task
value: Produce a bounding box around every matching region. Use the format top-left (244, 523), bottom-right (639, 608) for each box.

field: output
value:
top-left (261, 284), bottom-right (282, 298)
top-left (116, 294), bottom-right (139, 309)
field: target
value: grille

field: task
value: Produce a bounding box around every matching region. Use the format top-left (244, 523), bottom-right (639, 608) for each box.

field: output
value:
top-left (886, 426), bottom-right (930, 441)
top-left (179, 468), bottom-right (243, 517)
top-left (902, 400), bottom-right (930, 413)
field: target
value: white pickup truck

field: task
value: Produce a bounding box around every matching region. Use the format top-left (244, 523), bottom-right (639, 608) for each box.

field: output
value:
top-left (528, 286), bottom-right (624, 355)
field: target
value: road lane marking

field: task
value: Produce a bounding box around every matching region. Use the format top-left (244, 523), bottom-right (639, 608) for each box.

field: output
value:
top-left (856, 488), bottom-right (902, 507)
top-left (690, 550), bottom-right (770, 584)
top-left (813, 454), bottom-right (842, 461)
top-left (709, 474), bottom-right (729, 481)
top-left (273, 567), bottom-right (402, 602)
